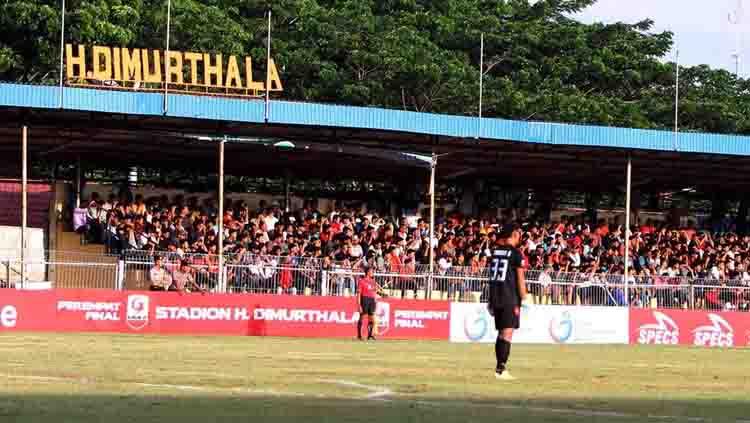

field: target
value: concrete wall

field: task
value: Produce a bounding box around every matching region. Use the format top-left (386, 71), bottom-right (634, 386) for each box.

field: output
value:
top-left (0, 225), bottom-right (47, 282)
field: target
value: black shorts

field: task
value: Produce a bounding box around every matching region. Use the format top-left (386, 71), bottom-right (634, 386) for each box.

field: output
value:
top-left (492, 305), bottom-right (520, 330)
top-left (360, 297), bottom-right (376, 316)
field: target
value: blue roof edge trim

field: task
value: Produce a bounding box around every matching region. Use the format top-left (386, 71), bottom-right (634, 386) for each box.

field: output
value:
top-left (2, 82), bottom-right (750, 157)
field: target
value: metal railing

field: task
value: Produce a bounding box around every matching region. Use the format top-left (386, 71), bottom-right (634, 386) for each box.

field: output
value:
top-left (1, 250), bottom-right (749, 311)
top-left (0, 250), bottom-right (120, 290)
top-left (128, 253), bottom-right (750, 311)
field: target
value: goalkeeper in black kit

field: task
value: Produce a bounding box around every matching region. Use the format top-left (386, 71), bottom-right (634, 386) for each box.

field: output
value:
top-left (488, 224), bottom-right (530, 381)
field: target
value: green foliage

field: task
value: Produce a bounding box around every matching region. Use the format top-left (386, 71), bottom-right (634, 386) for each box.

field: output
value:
top-left (1, 0), bottom-right (748, 134)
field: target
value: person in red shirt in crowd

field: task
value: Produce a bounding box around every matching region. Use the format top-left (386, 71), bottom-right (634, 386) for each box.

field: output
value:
top-left (356, 266), bottom-right (381, 341)
top-left (640, 219), bottom-right (656, 235)
top-left (279, 256), bottom-right (294, 293)
top-left (330, 214), bottom-right (343, 234)
top-left (595, 221), bottom-right (610, 238)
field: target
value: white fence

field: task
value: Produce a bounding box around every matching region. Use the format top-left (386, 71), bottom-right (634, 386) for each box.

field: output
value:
top-left (1, 250), bottom-right (749, 311)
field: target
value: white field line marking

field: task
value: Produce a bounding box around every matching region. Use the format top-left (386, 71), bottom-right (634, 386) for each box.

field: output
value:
top-left (286, 353), bottom-right (382, 362)
top-left (632, 363), bottom-right (680, 369)
top-left (4, 373), bottom-right (746, 423)
top-left (243, 353), bottom-right (383, 363)
top-left (286, 352), bottom-right (371, 359)
top-left (4, 374), bottom-right (68, 382)
top-left (318, 379), bottom-right (393, 399)
top-left (135, 383), bottom-right (205, 392)
top-left (1, 374), bottom-right (307, 397)
top-left (413, 399), bottom-right (633, 419)
top-left (410, 398), bottom-right (744, 423)
top-left (167, 370), bottom-right (244, 378)
top-left (0, 343), bottom-right (54, 348)
top-left (133, 383), bottom-right (307, 397)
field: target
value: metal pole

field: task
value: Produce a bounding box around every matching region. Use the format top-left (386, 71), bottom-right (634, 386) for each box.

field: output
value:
top-left (623, 155), bottom-right (632, 306)
top-left (428, 153), bottom-right (437, 299)
top-left (163, 0), bottom-right (172, 114)
top-left (75, 155), bottom-right (81, 208)
top-left (58, 0), bottom-right (66, 108)
top-left (264, 10), bottom-right (272, 122)
top-left (217, 136), bottom-right (225, 293)
top-left (21, 126), bottom-right (28, 287)
top-left (737, 54), bottom-right (741, 77)
top-left (478, 33), bottom-right (484, 139)
top-left (284, 172), bottom-right (291, 213)
top-left (674, 48), bottom-right (680, 151)
top-left (729, 0), bottom-right (743, 77)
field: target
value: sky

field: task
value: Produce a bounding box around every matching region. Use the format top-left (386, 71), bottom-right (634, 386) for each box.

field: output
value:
top-left (575, 0), bottom-right (746, 75)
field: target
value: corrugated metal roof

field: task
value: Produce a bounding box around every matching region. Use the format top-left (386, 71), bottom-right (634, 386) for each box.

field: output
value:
top-left (2, 82), bottom-right (750, 156)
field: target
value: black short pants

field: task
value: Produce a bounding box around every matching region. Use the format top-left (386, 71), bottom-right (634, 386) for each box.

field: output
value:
top-left (492, 305), bottom-right (520, 330)
top-left (360, 297), bottom-right (376, 316)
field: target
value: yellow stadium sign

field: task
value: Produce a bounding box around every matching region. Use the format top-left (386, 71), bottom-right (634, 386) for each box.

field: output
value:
top-left (65, 44), bottom-right (283, 97)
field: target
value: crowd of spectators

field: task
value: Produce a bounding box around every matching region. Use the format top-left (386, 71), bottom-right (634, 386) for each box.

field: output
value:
top-left (77, 191), bottom-right (750, 310)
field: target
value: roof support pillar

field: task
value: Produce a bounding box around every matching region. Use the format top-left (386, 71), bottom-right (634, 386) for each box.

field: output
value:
top-left (217, 136), bottom-right (226, 293)
top-left (21, 125), bottom-right (28, 288)
top-left (623, 154), bottom-right (632, 306)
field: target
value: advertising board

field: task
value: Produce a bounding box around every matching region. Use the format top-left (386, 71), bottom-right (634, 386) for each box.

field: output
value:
top-left (629, 308), bottom-right (750, 348)
top-left (450, 303), bottom-right (629, 344)
top-left (0, 289), bottom-right (450, 340)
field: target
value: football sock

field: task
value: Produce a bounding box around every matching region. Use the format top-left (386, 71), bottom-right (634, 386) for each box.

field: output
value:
top-left (367, 320), bottom-right (374, 338)
top-left (496, 338), bottom-right (511, 371)
top-left (357, 318), bottom-right (363, 338)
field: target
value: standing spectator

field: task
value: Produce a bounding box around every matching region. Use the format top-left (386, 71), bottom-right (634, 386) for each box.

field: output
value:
top-left (537, 265), bottom-right (553, 304)
top-left (85, 193), bottom-right (103, 243)
top-left (349, 235), bottom-right (364, 260)
top-left (170, 260), bottom-right (206, 293)
top-left (278, 255), bottom-right (295, 295)
top-left (149, 255), bottom-right (172, 291)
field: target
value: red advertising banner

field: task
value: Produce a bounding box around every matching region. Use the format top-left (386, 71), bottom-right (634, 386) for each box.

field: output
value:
top-left (0, 289), bottom-right (450, 340)
top-left (630, 308), bottom-right (750, 348)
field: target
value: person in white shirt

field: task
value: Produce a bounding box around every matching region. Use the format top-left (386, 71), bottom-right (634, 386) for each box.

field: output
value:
top-left (710, 265), bottom-right (721, 280)
top-left (349, 236), bottom-right (364, 259)
top-left (438, 255), bottom-right (452, 273)
top-left (568, 248), bottom-right (582, 269)
top-left (526, 237), bottom-right (537, 252)
top-left (262, 209), bottom-right (278, 234)
top-left (149, 256), bottom-right (172, 291)
top-left (99, 195), bottom-right (114, 225)
top-left (538, 265), bottom-right (553, 303)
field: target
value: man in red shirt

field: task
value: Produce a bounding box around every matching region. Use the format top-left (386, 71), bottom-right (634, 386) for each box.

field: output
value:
top-left (356, 266), bottom-right (380, 341)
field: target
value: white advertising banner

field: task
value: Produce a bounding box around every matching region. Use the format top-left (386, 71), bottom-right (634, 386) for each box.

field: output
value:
top-left (450, 303), bottom-right (629, 344)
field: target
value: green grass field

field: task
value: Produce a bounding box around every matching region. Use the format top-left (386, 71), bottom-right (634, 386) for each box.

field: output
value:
top-left (0, 333), bottom-right (748, 423)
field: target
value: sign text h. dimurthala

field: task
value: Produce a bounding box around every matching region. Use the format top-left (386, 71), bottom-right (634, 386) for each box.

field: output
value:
top-left (65, 44), bottom-right (283, 97)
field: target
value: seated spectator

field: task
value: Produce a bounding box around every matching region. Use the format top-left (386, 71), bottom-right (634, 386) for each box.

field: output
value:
top-left (66, 191), bottom-right (748, 307)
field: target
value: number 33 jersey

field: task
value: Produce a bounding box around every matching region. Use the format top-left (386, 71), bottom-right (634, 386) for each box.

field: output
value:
top-left (487, 246), bottom-right (523, 308)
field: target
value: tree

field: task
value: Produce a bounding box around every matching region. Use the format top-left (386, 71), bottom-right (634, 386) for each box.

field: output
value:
top-left (1, 0), bottom-right (748, 135)
top-left (0, 0), bottom-right (61, 82)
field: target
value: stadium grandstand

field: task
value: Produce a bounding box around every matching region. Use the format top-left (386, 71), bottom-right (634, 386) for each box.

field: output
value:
top-left (1, 80), bottom-right (749, 312)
